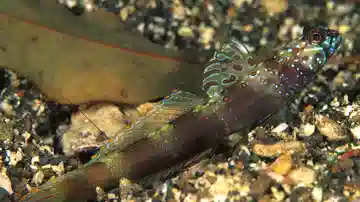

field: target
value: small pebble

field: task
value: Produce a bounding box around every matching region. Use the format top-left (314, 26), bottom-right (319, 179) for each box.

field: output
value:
top-left (260, 0), bottom-right (288, 14)
top-left (299, 123), bottom-right (316, 137)
top-left (315, 114), bottom-right (348, 141)
top-left (269, 153), bottom-right (293, 175)
top-left (331, 158), bottom-right (354, 173)
top-left (271, 123), bottom-right (288, 134)
top-left (208, 176), bottom-right (230, 198)
top-left (9, 149), bottom-right (23, 167)
top-left (51, 162), bottom-right (65, 176)
top-left (31, 170), bottom-right (44, 187)
top-left (287, 167), bottom-right (317, 185)
top-left (96, 186), bottom-right (106, 201)
top-left (0, 101), bottom-right (15, 117)
top-left (312, 186), bottom-right (324, 202)
top-left (250, 174), bottom-right (272, 196)
top-left (351, 125), bottom-right (360, 140)
top-left (252, 141), bottom-right (306, 157)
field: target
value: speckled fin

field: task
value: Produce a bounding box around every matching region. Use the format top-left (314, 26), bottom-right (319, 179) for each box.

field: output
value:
top-left (202, 37), bottom-right (259, 101)
top-left (92, 91), bottom-right (206, 159)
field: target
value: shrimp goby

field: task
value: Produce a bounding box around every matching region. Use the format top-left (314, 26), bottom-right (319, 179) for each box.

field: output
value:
top-left (20, 26), bottom-right (341, 202)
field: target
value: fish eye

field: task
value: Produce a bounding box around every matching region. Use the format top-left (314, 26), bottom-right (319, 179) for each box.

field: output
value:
top-left (311, 32), bottom-right (323, 43)
top-left (307, 29), bottom-right (326, 45)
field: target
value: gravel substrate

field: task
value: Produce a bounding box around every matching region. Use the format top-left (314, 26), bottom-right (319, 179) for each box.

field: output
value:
top-left (0, 0), bottom-right (360, 201)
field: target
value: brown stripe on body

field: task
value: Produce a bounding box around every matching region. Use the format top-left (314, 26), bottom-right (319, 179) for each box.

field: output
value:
top-left (102, 111), bottom-right (227, 184)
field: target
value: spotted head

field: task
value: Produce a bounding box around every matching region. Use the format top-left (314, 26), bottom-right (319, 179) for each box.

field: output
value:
top-left (275, 25), bottom-right (341, 71)
top-left (271, 25), bottom-right (342, 94)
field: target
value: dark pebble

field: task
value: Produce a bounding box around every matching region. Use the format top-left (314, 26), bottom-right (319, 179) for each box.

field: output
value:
top-left (193, 170), bottom-right (205, 178)
top-left (254, 127), bottom-right (267, 140)
top-left (332, 158), bottom-right (354, 173)
top-left (13, 135), bottom-right (24, 143)
top-left (10, 176), bottom-right (21, 190)
top-left (234, 151), bottom-right (251, 168)
top-left (8, 168), bottom-right (21, 178)
top-left (215, 168), bottom-right (226, 175)
top-left (353, 160), bottom-right (360, 175)
top-left (49, 156), bottom-right (68, 165)
top-left (38, 153), bottom-right (50, 166)
top-left (183, 182), bottom-right (198, 194)
top-left (21, 169), bottom-right (32, 179)
top-left (11, 141), bottom-right (23, 151)
top-left (30, 134), bottom-right (41, 143)
top-left (23, 144), bottom-right (35, 157)
top-left (42, 168), bottom-right (54, 179)
top-left (250, 173), bottom-right (272, 196)
top-left (290, 187), bottom-right (312, 202)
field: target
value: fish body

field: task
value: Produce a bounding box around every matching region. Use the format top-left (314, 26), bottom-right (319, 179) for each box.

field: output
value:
top-left (0, 0), bottom-right (211, 105)
top-left (20, 26), bottom-right (342, 202)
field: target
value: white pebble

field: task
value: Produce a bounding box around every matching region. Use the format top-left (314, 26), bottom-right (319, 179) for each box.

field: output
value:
top-left (84, 0), bottom-right (95, 12)
top-left (260, 37), bottom-right (267, 45)
top-left (65, 0), bottom-right (77, 8)
top-left (344, 105), bottom-right (353, 117)
top-left (291, 25), bottom-right (303, 40)
top-left (300, 123), bottom-right (315, 136)
top-left (178, 26), bottom-right (194, 37)
top-left (137, 22), bottom-right (145, 33)
top-left (31, 156), bottom-right (40, 165)
top-left (32, 170), bottom-right (44, 186)
top-left (9, 149), bottom-right (23, 166)
top-left (96, 186), bottom-right (106, 201)
top-left (0, 101), bottom-right (14, 116)
top-left (312, 186), bottom-right (323, 202)
top-left (107, 193), bottom-right (118, 199)
top-left (244, 44), bottom-right (255, 53)
top-left (206, 3), bottom-right (214, 13)
top-left (272, 123), bottom-right (288, 133)
top-left (288, 167), bottom-right (316, 185)
top-left (30, 156), bottom-right (40, 170)
top-left (315, 114), bottom-right (348, 141)
top-left (351, 125), bottom-right (360, 140)
top-left (51, 162), bottom-right (65, 176)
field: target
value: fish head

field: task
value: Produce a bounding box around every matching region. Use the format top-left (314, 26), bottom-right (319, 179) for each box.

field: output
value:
top-left (274, 25), bottom-right (342, 73)
top-left (271, 25), bottom-right (342, 94)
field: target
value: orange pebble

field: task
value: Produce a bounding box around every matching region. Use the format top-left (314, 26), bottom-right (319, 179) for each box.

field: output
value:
top-left (303, 104), bottom-right (314, 115)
